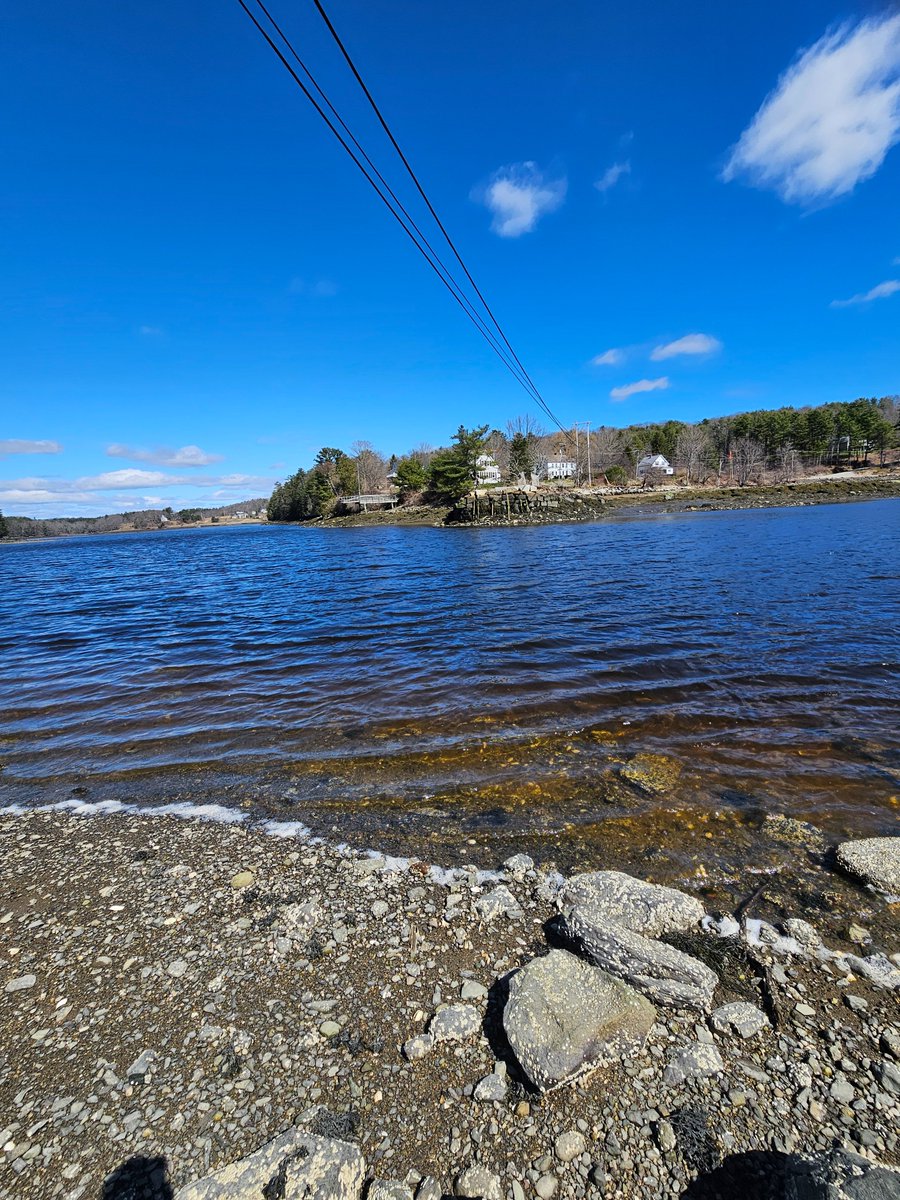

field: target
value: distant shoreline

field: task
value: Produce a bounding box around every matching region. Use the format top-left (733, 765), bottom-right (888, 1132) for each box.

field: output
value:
top-left (4, 475), bottom-right (899, 545)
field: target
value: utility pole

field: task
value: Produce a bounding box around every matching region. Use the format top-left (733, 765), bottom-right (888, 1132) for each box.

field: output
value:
top-left (574, 421), bottom-right (592, 487)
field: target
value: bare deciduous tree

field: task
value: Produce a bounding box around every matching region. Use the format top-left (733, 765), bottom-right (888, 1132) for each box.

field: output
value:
top-left (731, 436), bottom-right (765, 486)
top-left (675, 424), bottom-right (709, 484)
top-left (351, 440), bottom-right (388, 493)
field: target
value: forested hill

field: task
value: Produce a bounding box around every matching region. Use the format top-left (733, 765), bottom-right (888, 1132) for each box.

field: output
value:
top-left (1, 500), bottom-right (267, 541)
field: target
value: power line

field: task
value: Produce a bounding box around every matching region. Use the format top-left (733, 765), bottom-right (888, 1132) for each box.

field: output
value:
top-left (235, 0), bottom-right (575, 441)
top-left (308, 0), bottom-right (564, 436)
top-left (236, 0), bottom-right (541, 404)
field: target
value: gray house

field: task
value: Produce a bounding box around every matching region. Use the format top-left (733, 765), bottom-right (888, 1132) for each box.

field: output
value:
top-left (636, 453), bottom-right (674, 479)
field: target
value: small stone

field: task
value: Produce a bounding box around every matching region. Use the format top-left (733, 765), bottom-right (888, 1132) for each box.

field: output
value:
top-left (848, 923), bottom-right (870, 944)
top-left (319, 1020), bottom-right (341, 1038)
top-left (429, 1004), bottom-right (481, 1044)
top-left (710, 1002), bottom-right (768, 1039)
top-left (795, 1003), bottom-right (815, 1018)
top-left (126, 1050), bottom-right (155, 1080)
top-left (403, 1034), bottom-right (433, 1062)
top-left (830, 1078), bottom-right (855, 1104)
top-left (4, 975), bottom-right (36, 994)
top-left (230, 870), bottom-right (254, 889)
top-left (844, 995), bottom-right (869, 1013)
top-left (878, 1059), bottom-right (900, 1097)
top-left (368, 1182), bottom-right (413, 1200)
top-left (455, 1165), bottom-right (502, 1200)
top-left (515, 1101), bottom-right (531, 1118)
top-left (167, 960), bottom-right (188, 979)
top-left (460, 980), bottom-right (488, 1002)
top-left (415, 1179), bottom-right (441, 1200)
top-left (656, 1120), bottom-right (676, 1153)
top-left (473, 1073), bottom-right (507, 1102)
top-left (554, 1130), bottom-right (586, 1163)
top-left (474, 885), bottom-right (523, 922)
top-left (503, 854), bottom-right (534, 880)
top-left (664, 1041), bottom-right (725, 1086)
top-left (371, 901), bottom-right (390, 919)
top-left (535, 1176), bottom-right (558, 1200)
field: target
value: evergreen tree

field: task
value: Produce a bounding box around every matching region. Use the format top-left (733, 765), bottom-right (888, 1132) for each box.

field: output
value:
top-left (427, 425), bottom-right (488, 502)
top-left (0, 510), bottom-right (8, 539)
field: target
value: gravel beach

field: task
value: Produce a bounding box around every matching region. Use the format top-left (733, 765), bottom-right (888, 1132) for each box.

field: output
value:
top-left (0, 808), bottom-right (898, 1200)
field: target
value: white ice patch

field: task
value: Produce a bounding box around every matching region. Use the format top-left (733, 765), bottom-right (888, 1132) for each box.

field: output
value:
top-left (260, 819), bottom-right (313, 840)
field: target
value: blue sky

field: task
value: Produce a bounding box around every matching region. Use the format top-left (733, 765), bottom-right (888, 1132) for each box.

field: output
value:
top-left (2, 0), bottom-right (898, 516)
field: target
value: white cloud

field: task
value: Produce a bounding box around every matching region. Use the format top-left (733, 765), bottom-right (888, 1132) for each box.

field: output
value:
top-left (139, 325), bottom-right (163, 336)
top-left (0, 439), bottom-right (62, 456)
top-left (76, 469), bottom-right (188, 490)
top-left (651, 333), bottom-right (722, 360)
top-left (591, 348), bottom-right (624, 366)
top-left (610, 377), bottom-right (670, 402)
top-left (594, 160), bottom-right (631, 193)
top-left (477, 163), bottom-right (566, 237)
top-left (830, 279), bottom-right (900, 307)
top-left (723, 14), bottom-right (900, 205)
top-left (106, 444), bottom-right (223, 467)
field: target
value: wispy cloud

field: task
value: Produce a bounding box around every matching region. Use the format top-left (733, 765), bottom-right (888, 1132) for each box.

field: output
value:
top-left (594, 160), bottom-right (631, 193)
top-left (77, 469), bottom-right (184, 490)
top-left (591, 348), bottom-right (624, 366)
top-left (139, 325), bottom-right (163, 336)
top-left (651, 333), bottom-right (722, 360)
top-left (0, 439), bottom-right (62, 457)
top-left (610, 377), bottom-right (670, 402)
top-left (723, 14), bottom-right (900, 204)
top-left (288, 278), bottom-right (339, 297)
top-left (830, 279), bottom-right (900, 307)
top-left (476, 163), bottom-right (566, 237)
top-left (106, 444), bottom-right (223, 467)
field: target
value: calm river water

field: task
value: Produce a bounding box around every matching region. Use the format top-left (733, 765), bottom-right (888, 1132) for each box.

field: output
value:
top-left (1, 501), bottom-right (898, 874)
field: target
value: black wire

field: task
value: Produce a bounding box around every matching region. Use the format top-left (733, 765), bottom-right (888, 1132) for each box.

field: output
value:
top-left (235, 0), bottom-right (550, 409)
top-left (247, 0), bottom-right (542, 401)
top-left (308, 0), bottom-right (571, 440)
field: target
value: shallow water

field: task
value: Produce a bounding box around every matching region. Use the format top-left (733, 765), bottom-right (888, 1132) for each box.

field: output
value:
top-left (1, 501), bottom-right (898, 873)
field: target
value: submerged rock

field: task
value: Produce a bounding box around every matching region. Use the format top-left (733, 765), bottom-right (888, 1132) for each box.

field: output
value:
top-left (502, 948), bottom-right (656, 1092)
top-left (836, 837), bottom-right (900, 897)
top-left (173, 1124), bottom-right (365, 1200)
top-left (561, 905), bottom-right (718, 1010)
top-left (559, 870), bottom-right (705, 937)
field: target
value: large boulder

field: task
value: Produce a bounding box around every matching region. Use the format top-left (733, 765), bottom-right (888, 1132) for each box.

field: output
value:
top-left (561, 904), bottom-right (718, 1010)
top-left (559, 871), bottom-right (705, 936)
top-left (785, 1148), bottom-right (900, 1199)
top-left (502, 948), bottom-right (656, 1092)
top-left (173, 1126), bottom-right (365, 1200)
top-left (836, 838), bottom-right (900, 898)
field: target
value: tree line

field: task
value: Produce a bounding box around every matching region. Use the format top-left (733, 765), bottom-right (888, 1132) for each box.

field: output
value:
top-left (266, 395), bottom-right (899, 521)
top-left (0, 499), bottom-right (268, 541)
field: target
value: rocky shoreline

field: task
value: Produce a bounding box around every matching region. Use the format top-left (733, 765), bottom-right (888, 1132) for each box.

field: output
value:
top-left (0, 809), bottom-right (898, 1200)
top-left (321, 476), bottom-right (900, 530)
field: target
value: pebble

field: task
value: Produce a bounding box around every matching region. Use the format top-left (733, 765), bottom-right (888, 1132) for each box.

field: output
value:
top-left (4, 975), bottom-right (36, 993)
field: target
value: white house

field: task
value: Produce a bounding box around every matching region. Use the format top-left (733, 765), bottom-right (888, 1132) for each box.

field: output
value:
top-left (475, 453), bottom-right (501, 485)
top-left (545, 458), bottom-right (576, 480)
top-left (636, 453), bottom-right (674, 479)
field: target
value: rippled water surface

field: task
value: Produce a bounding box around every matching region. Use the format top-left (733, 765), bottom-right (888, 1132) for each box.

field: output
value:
top-left (2, 502), bottom-right (898, 867)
